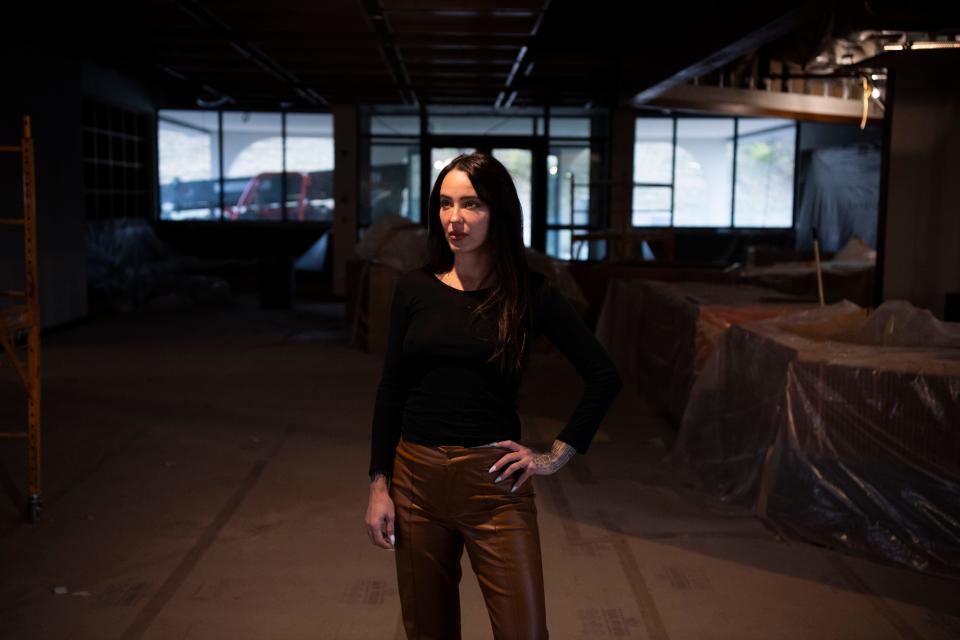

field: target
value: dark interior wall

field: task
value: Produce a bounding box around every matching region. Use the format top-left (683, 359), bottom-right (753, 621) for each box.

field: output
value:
top-left (153, 222), bottom-right (329, 261)
top-left (80, 61), bottom-right (155, 114)
top-left (0, 49), bottom-right (156, 329)
top-left (1, 54), bottom-right (86, 330)
top-left (880, 51), bottom-right (960, 318)
top-left (672, 229), bottom-right (793, 265)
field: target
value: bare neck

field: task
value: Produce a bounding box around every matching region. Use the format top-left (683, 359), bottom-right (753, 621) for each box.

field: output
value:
top-left (444, 254), bottom-right (495, 290)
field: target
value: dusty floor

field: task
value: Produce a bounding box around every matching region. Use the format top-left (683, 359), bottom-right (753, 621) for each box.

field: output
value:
top-left (1, 295), bottom-right (958, 640)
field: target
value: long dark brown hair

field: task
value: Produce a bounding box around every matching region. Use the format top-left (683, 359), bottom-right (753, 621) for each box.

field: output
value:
top-left (424, 152), bottom-right (533, 374)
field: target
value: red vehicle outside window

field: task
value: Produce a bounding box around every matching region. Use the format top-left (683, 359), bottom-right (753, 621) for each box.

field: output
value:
top-left (223, 172), bottom-right (332, 221)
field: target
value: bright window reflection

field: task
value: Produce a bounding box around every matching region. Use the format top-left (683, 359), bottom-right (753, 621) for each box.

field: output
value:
top-left (158, 110), bottom-right (334, 222)
top-left (734, 119), bottom-right (795, 228)
top-left (633, 115), bottom-right (796, 228)
top-left (158, 110), bottom-right (220, 220)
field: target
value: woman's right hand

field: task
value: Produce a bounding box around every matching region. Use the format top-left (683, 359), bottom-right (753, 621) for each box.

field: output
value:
top-left (365, 484), bottom-right (396, 550)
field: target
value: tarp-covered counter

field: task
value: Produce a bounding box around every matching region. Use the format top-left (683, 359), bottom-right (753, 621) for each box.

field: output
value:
top-left (596, 280), bottom-right (812, 425)
top-left (673, 301), bottom-right (960, 576)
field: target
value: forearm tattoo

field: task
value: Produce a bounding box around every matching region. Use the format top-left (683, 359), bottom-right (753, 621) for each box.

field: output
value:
top-left (531, 439), bottom-right (577, 474)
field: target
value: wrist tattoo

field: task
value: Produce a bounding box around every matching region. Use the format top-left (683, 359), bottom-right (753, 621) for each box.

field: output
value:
top-left (531, 440), bottom-right (577, 474)
top-left (370, 471), bottom-right (391, 488)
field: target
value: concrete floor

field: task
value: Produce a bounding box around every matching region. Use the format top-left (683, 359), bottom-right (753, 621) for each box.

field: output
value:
top-left (1, 295), bottom-right (958, 640)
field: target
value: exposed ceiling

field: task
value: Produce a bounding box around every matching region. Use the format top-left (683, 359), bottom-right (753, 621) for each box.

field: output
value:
top-left (9, 0), bottom-right (958, 110)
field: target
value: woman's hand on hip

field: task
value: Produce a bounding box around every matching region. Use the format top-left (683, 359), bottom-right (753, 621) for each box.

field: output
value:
top-left (489, 439), bottom-right (577, 491)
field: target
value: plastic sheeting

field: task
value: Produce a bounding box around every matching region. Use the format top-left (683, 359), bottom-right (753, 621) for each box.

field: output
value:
top-left (739, 255), bottom-right (875, 307)
top-left (87, 218), bottom-right (232, 313)
top-left (794, 144), bottom-right (881, 252)
top-left (595, 280), bottom-right (812, 423)
top-left (672, 301), bottom-right (960, 576)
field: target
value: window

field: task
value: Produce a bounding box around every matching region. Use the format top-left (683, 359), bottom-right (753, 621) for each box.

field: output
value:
top-left (491, 148), bottom-right (533, 248)
top-left (157, 110), bottom-right (334, 222)
top-left (633, 115), bottom-right (796, 229)
top-left (547, 144), bottom-right (591, 259)
top-left (222, 112), bottom-right (283, 221)
top-left (674, 118), bottom-right (735, 227)
top-left (365, 140), bottom-right (421, 225)
top-left (549, 118), bottom-right (591, 138)
top-left (83, 101), bottom-right (152, 220)
top-left (734, 119), bottom-right (795, 228)
top-left (158, 110), bottom-right (221, 221)
top-left (632, 118), bottom-right (673, 226)
top-left (547, 116), bottom-right (600, 260)
top-left (428, 115), bottom-right (534, 136)
top-left (370, 115), bottom-right (421, 136)
top-left (285, 113), bottom-right (334, 222)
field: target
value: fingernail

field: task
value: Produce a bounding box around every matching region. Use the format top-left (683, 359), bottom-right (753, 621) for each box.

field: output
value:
top-left (510, 485), bottom-right (516, 492)
top-left (494, 475), bottom-right (500, 482)
top-left (489, 465), bottom-right (497, 473)
top-left (389, 534), bottom-right (395, 545)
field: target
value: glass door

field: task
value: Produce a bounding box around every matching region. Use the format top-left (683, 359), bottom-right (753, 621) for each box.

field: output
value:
top-left (491, 148), bottom-right (533, 248)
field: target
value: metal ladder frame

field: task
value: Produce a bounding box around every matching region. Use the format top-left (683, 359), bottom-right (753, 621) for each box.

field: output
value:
top-left (0, 115), bottom-right (43, 523)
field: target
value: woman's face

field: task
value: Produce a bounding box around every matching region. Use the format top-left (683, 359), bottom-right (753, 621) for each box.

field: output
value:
top-left (438, 169), bottom-right (490, 254)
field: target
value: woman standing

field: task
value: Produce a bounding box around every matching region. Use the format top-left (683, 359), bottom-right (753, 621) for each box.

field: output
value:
top-left (365, 153), bottom-right (622, 640)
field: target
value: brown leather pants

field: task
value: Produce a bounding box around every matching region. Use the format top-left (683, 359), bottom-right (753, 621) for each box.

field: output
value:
top-left (390, 435), bottom-right (549, 640)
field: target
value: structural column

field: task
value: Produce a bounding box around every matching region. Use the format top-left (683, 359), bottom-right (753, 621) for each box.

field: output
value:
top-left (332, 106), bottom-right (359, 297)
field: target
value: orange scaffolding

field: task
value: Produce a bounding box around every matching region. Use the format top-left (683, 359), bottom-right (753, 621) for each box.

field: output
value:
top-left (0, 115), bottom-right (42, 522)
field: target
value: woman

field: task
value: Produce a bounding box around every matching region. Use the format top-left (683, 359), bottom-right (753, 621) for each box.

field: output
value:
top-left (365, 152), bottom-right (622, 640)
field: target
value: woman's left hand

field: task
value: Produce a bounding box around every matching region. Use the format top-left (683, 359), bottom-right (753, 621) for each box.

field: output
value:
top-left (488, 439), bottom-right (577, 492)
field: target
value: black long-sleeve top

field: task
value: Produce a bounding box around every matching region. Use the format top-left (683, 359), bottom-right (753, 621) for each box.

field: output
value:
top-left (368, 264), bottom-right (623, 479)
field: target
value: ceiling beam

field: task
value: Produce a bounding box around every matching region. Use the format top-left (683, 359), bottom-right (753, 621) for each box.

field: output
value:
top-left (494, 0), bottom-right (551, 109)
top-left (359, 0), bottom-right (419, 106)
top-left (646, 84), bottom-right (883, 124)
top-left (630, 1), bottom-right (825, 106)
top-left (170, 0), bottom-right (329, 107)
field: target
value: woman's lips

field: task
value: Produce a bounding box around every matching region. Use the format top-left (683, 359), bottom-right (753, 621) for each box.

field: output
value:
top-left (449, 233), bottom-right (467, 241)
